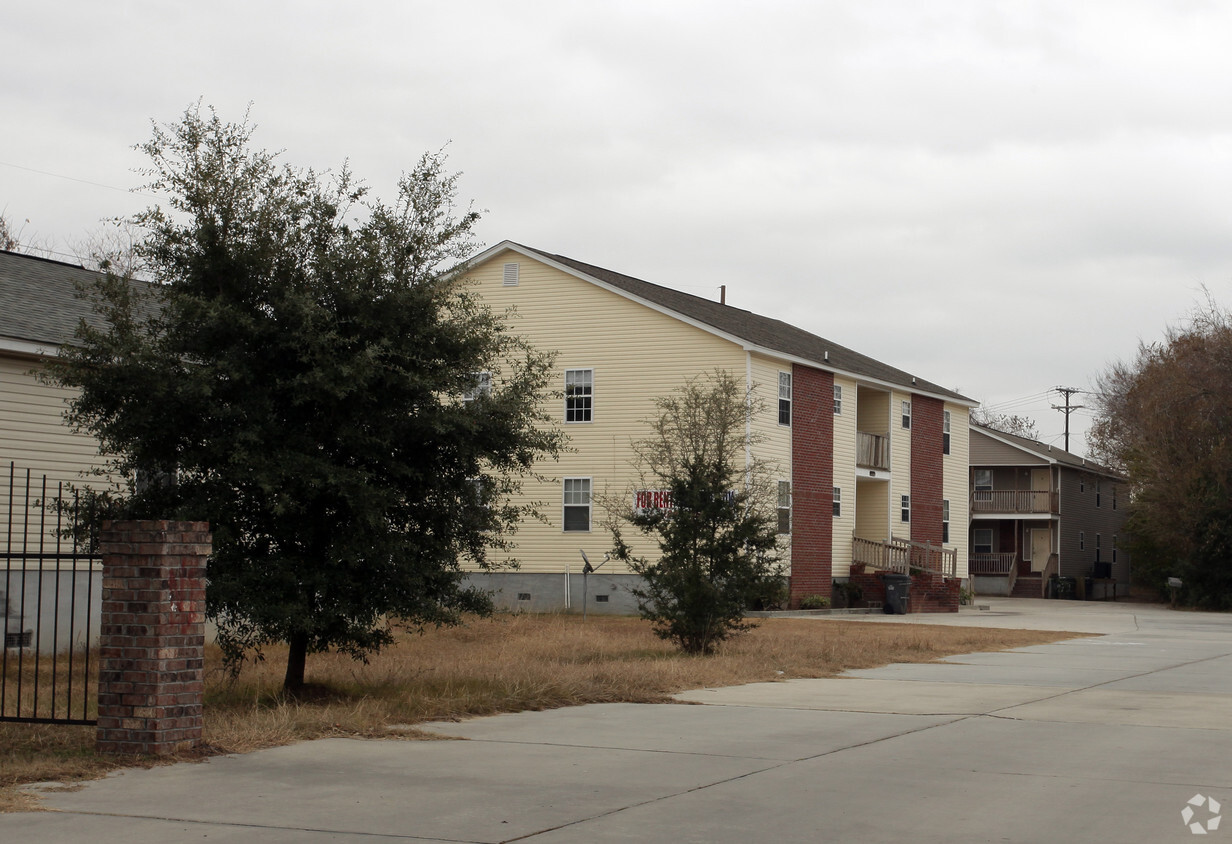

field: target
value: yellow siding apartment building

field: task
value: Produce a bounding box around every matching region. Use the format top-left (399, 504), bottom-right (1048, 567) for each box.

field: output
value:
top-left (461, 242), bottom-right (975, 611)
top-left (1, 245), bottom-right (975, 615)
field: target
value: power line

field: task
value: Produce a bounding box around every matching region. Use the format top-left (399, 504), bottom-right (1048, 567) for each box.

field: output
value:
top-left (1051, 386), bottom-right (1085, 452)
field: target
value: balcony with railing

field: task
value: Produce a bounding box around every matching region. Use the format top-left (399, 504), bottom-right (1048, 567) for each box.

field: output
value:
top-left (970, 489), bottom-right (1058, 515)
top-left (968, 552), bottom-right (1015, 575)
top-left (856, 432), bottom-right (890, 471)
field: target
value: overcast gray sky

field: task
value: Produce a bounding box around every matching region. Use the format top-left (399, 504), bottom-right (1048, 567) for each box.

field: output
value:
top-left (4, 1), bottom-right (1230, 455)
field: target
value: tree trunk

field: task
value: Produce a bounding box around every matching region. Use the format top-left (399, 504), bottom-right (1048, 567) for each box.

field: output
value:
top-left (284, 631), bottom-right (309, 692)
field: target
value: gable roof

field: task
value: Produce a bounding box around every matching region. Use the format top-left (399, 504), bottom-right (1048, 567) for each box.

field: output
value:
top-left (971, 423), bottom-right (1122, 478)
top-left (0, 250), bottom-right (160, 356)
top-left (472, 241), bottom-right (974, 405)
top-left (0, 250), bottom-right (110, 352)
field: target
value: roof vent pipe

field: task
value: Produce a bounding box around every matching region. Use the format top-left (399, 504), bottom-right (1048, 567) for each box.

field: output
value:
top-left (720, 285), bottom-right (726, 305)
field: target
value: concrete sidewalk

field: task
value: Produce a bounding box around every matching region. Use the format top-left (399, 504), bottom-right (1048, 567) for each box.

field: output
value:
top-left (5, 598), bottom-right (1231, 842)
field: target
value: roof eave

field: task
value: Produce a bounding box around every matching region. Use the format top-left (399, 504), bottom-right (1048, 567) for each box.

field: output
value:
top-left (469, 242), bottom-right (977, 407)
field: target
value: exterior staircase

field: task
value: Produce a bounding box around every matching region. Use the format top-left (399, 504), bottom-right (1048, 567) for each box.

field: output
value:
top-left (1011, 574), bottom-right (1044, 599)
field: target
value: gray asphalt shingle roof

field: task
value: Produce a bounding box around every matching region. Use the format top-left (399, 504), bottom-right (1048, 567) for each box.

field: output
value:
top-left (513, 244), bottom-right (973, 404)
top-left (0, 250), bottom-right (111, 347)
top-left (971, 423), bottom-right (1121, 478)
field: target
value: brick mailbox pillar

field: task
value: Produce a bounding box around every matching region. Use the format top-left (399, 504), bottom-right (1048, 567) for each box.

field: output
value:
top-left (97, 520), bottom-right (211, 756)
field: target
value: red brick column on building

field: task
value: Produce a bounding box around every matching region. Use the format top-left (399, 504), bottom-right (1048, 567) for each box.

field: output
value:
top-left (790, 364), bottom-right (835, 607)
top-left (97, 520), bottom-right (211, 756)
top-left (910, 395), bottom-right (945, 547)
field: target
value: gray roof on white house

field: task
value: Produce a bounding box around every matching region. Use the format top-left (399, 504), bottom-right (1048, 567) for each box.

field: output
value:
top-left (0, 250), bottom-right (111, 347)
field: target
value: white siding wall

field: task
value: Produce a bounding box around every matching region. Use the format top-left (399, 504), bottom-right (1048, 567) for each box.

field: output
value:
top-left (1, 354), bottom-right (112, 550)
top-left (944, 402), bottom-right (971, 578)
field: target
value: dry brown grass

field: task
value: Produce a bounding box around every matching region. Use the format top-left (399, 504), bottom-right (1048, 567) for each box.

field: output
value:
top-left (2, 613), bottom-right (1081, 810)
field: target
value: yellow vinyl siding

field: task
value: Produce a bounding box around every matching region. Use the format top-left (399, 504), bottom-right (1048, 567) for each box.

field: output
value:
top-left (855, 480), bottom-right (888, 540)
top-left (943, 402), bottom-right (970, 577)
top-left (831, 375), bottom-right (857, 576)
top-left (464, 251), bottom-right (766, 575)
top-left (747, 352), bottom-right (793, 569)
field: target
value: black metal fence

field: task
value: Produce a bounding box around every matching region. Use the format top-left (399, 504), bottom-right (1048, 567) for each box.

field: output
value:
top-left (2, 462), bottom-right (100, 725)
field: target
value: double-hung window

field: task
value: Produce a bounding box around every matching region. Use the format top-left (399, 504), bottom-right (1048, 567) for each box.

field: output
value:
top-left (901, 495), bottom-right (911, 523)
top-left (833, 385), bottom-right (842, 415)
top-left (463, 371), bottom-right (491, 403)
top-left (973, 529), bottom-right (992, 555)
top-left (942, 411), bottom-right (951, 455)
top-left (565, 369), bottom-right (593, 422)
top-left (777, 481), bottom-right (792, 534)
top-left (833, 487), bottom-right (842, 518)
top-left (563, 478), bottom-right (592, 532)
top-left (942, 499), bottom-right (950, 543)
top-left (902, 401), bottom-right (911, 429)
top-left (778, 372), bottom-right (792, 426)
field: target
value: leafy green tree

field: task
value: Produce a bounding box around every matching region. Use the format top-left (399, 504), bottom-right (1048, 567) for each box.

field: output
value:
top-left (1089, 298), bottom-right (1232, 608)
top-left (45, 104), bottom-right (564, 690)
top-left (609, 371), bottom-right (782, 654)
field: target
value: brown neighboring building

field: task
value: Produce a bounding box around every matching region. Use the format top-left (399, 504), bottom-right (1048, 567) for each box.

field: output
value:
top-left (968, 424), bottom-right (1129, 598)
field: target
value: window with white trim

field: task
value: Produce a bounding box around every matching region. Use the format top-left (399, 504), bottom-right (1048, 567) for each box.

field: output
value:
top-left (833, 384), bottom-right (842, 415)
top-left (563, 478), bottom-right (592, 531)
top-left (974, 529), bottom-right (992, 555)
top-left (902, 401), bottom-right (911, 429)
top-left (901, 494), bottom-right (910, 523)
top-left (463, 371), bottom-right (491, 403)
top-left (1079, 531), bottom-right (1085, 551)
top-left (942, 499), bottom-right (950, 543)
top-left (778, 372), bottom-right (792, 426)
top-left (777, 481), bottom-right (792, 535)
top-left (1112, 485), bottom-right (1117, 510)
top-left (1095, 533), bottom-right (1102, 562)
top-left (565, 369), bottom-right (593, 422)
top-left (1095, 480), bottom-right (1102, 508)
top-left (943, 410), bottom-right (951, 455)
top-left (974, 468), bottom-right (992, 504)
top-left (833, 487), bottom-right (841, 518)
top-left (1112, 535), bottom-right (1118, 563)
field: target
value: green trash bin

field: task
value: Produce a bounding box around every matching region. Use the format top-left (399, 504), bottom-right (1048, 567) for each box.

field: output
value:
top-left (883, 574), bottom-right (912, 614)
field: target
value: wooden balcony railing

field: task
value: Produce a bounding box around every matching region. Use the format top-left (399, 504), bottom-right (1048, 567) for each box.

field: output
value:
top-left (969, 552), bottom-right (1015, 575)
top-left (852, 535), bottom-right (958, 579)
top-left (970, 490), bottom-right (1057, 514)
top-left (857, 432), bottom-right (890, 470)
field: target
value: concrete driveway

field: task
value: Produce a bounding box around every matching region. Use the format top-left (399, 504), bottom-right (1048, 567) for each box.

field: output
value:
top-left (5, 598), bottom-right (1231, 842)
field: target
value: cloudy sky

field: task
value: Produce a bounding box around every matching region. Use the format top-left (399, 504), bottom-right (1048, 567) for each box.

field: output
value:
top-left (4, 1), bottom-right (1230, 455)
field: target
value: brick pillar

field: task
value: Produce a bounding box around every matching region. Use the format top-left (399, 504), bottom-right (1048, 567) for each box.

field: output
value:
top-left (791, 364), bottom-right (835, 608)
top-left (97, 520), bottom-right (211, 756)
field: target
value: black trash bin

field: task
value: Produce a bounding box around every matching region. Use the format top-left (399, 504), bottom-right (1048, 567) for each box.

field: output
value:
top-left (1055, 576), bottom-right (1077, 599)
top-left (883, 574), bottom-right (912, 615)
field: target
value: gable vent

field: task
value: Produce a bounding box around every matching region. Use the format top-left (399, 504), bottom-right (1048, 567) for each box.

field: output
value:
top-left (503, 263), bottom-right (519, 286)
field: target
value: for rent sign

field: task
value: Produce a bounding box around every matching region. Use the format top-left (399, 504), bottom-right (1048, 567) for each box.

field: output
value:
top-left (633, 489), bottom-right (737, 515)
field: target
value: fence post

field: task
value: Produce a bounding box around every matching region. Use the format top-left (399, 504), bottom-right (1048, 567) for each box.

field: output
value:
top-left (96, 520), bottom-right (211, 756)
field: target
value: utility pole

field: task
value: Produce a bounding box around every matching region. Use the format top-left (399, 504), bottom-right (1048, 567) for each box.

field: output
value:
top-left (1052, 387), bottom-right (1085, 452)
